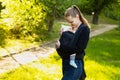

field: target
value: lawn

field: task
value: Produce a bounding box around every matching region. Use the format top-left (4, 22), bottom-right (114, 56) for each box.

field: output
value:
top-left (0, 27), bottom-right (120, 80)
top-left (85, 28), bottom-right (120, 80)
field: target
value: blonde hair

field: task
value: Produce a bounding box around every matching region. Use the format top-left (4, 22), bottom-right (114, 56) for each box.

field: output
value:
top-left (64, 5), bottom-right (91, 29)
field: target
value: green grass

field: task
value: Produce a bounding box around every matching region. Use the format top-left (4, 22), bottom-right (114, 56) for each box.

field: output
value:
top-left (0, 28), bottom-right (120, 80)
top-left (85, 28), bottom-right (120, 80)
top-left (0, 53), bottom-right (62, 80)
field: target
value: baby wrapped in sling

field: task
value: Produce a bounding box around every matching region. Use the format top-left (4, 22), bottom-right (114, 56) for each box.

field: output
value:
top-left (57, 25), bottom-right (77, 68)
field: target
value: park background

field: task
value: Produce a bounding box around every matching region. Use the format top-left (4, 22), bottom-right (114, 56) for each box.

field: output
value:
top-left (0, 0), bottom-right (120, 80)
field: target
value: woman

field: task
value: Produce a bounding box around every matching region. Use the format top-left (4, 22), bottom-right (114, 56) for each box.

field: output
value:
top-left (55, 5), bottom-right (90, 80)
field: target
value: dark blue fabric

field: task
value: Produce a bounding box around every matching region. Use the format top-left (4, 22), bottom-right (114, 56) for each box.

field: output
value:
top-left (57, 23), bottom-right (90, 60)
top-left (57, 31), bottom-right (74, 59)
top-left (62, 60), bottom-right (83, 80)
top-left (56, 23), bottom-right (90, 80)
top-left (59, 31), bottom-right (74, 51)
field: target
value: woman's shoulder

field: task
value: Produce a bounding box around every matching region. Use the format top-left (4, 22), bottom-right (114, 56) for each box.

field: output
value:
top-left (80, 23), bottom-right (87, 28)
top-left (78, 23), bottom-right (88, 30)
top-left (79, 23), bottom-right (90, 33)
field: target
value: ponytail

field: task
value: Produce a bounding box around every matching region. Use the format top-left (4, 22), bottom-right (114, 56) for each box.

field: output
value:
top-left (65, 5), bottom-right (91, 29)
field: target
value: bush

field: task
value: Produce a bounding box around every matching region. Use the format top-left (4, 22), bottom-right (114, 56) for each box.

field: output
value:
top-left (0, 24), bottom-right (9, 46)
top-left (0, 28), bottom-right (6, 45)
top-left (1, 0), bottom-right (48, 39)
top-left (103, 4), bottom-right (120, 20)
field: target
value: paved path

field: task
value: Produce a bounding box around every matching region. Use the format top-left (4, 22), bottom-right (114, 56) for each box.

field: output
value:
top-left (0, 24), bottom-right (118, 74)
top-left (90, 24), bottom-right (117, 37)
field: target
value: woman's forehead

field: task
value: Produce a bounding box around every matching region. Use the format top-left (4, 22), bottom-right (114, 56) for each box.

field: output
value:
top-left (66, 16), bottom-right (78, 22)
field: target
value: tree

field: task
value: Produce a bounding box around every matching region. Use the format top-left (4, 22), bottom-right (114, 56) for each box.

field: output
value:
top-left (79, 0), bottom-right (118, 24)
top-left (39, 0), bottom-right (65, 32)
top-left (41, 0), bottom-right (58, 32)
top-left (39, 0), bottom-right (81, 32)
top-left (91, 0), bottom-right (118, 24)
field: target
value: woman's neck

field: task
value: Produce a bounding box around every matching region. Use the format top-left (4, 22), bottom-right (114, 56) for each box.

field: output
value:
top-left (77, 21), bottom-right (82, 28)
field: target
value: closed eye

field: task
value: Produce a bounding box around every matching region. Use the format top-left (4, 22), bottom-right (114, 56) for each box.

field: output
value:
top-left (69, 21), bottom-right (73, 24)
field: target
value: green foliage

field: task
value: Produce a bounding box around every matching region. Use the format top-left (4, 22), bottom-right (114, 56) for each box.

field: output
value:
top-left (0, 26), bottom-right (6, 45)
top-left (0, 1), bottom-right (5, 16)
top-left (78, 0), bottom-right (118, 14)
top-left (40, 0), bottom-right (81, 18)
top-left (1, 0), bottom-right (47, 39)
top-left (0, 24), bottom-right (10, 46)
top-left (0, 0), bottom-right (119, 43)
top-left (39, 0), bottom-right (57, 32)
top-left (77, 0), bottom-right (119, 24)
top-left (103, 3), bottom-right (120, 20)
top-left (39, 0), bottom-right (82, 32)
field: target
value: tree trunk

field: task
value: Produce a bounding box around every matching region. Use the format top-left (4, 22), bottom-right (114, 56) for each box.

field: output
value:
top-left (48, 19), bottom-right (54, 32)
top-left (48, 0), bottom-right (57, 32)
top-left (92, 12), bottom-right (99, 24)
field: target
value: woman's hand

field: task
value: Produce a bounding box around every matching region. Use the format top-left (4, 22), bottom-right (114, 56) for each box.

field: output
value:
top-left (55, 40), bottom-right (60, 49)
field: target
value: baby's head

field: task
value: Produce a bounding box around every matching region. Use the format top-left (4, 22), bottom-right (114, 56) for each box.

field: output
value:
top-left (60, 25), bottom-right (71, 35)
top-left (61, 25), bottom-right (71, 31)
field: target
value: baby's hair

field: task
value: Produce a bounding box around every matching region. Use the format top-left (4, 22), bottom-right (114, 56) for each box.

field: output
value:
top-left (64, 5), bottom-right (90, 29)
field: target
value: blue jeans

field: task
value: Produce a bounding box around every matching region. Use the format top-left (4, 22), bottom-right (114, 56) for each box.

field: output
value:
top-left (62, 59), bottom-right (83, 80)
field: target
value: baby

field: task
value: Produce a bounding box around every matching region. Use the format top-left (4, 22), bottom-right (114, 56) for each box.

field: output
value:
top-left (56, 25), bottom-right (77, 68)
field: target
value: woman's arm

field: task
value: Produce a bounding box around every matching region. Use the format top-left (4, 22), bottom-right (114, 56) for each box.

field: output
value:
top-left (76, 27), bottom-right (90, 52)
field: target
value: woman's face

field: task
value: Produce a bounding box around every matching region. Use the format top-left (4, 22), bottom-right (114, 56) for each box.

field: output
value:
top-left (65, 15), bottom-right (80, 29)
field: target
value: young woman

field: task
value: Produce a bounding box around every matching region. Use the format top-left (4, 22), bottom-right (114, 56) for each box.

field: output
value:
top-left (55, 5), bottom-right (90, 80)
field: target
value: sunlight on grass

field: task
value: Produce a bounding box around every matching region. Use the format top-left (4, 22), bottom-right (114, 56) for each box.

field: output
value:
top-left (0, 51), bottom-right (120, 80)
top-left (85, 28), bottom-right (120, 80)
top-left (101, 51), bottom-right (112, 58)
top-left (5, 39), bottom-right (38, 50)
top-left (0, 28), bottom-right (120, 80)
top-left (0, 52), bottom-right (62, 80)
top-left (0, 39), bottom-right (39, 56)
top-left (85, 60), bottom-right (120, 80)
